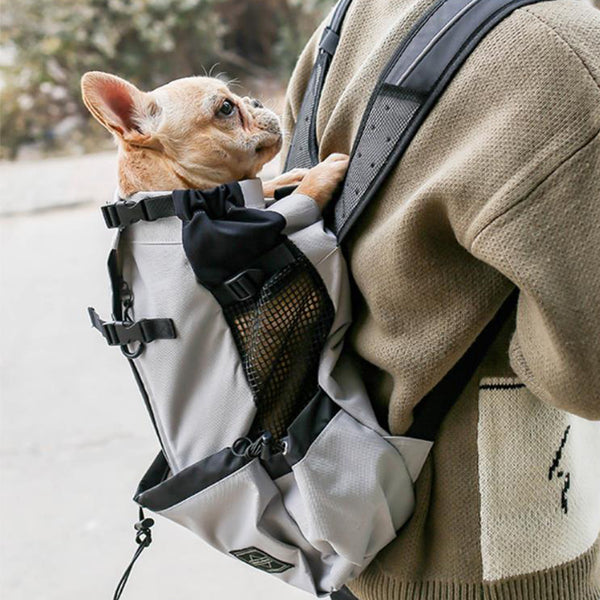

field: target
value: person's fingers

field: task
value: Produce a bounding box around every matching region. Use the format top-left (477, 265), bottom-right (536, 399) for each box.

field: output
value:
top-left (324, 152), bottom-right (349, 162)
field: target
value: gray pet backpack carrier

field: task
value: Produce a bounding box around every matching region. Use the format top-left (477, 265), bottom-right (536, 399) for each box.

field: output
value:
top-left (88, 0), bottom-right (539, 597)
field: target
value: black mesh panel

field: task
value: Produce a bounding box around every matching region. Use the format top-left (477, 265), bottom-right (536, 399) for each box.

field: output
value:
top-left (334, 87), bottom-right (422, 233)
top-left (224, 243), bottom-right (335, 440)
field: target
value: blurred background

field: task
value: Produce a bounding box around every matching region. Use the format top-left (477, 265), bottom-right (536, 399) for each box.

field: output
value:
top-left (0, 1), bottom-right (332, 598)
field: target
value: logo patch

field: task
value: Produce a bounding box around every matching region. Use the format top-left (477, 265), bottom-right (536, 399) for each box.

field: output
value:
top-left (230, 547), bottom-right (294, 574)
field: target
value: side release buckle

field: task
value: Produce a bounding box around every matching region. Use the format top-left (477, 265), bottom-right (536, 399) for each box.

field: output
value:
top-left (88, 307), bottom-right (176, 347)
top-left (222, 269), bottom-right (266, 303)
top-left (101, 200), bottom-right (150, 229)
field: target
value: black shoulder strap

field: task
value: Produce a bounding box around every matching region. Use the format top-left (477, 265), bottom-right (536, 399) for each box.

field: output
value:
top-left (332, 0), bottom-right (546, 241)
top-left (282, 0), bottom-right (548, 241)
top-left (284, 0), bottom-right (354, 171)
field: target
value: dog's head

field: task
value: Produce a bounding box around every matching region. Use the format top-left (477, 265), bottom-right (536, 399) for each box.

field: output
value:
top-left (81, 72), bottom-right (282, 195)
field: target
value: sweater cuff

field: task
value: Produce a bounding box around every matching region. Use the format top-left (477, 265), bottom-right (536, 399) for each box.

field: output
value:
top-left (267, 193), bottom-right (321, 234)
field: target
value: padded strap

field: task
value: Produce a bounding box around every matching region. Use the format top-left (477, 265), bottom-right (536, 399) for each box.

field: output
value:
top-left (332, 0), bottom-right (549, 240)
top-left (284, 0), bottom-right (354, 170)
top-left (88, 307), bottom-right (176, 346)
top-left (101, 194), bottom-right (175, 229)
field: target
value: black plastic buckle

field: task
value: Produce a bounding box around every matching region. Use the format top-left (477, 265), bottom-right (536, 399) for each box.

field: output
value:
top-left (319, 26), bottom-right (340, 56)
top-left (101, 199), bottom-right (149, 229)
top-left (102, 320), bottom-right (148, 346)
top-left (222, 269), bottom-right (265, 302)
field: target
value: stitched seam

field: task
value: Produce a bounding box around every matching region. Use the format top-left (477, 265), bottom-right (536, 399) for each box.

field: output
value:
top-left (522, 7), bottom-right (600, 92)
top-left (470, 128), bottom-right (600, 248)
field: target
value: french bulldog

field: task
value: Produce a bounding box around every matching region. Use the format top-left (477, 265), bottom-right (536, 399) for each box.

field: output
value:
top-left (80, 72), bottom-right (348, 207)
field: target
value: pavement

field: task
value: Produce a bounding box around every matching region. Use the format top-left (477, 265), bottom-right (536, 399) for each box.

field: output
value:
top-left (0, 152), bottom-right (118, 216)
top-left (0, 153), bottom-right (310, 600)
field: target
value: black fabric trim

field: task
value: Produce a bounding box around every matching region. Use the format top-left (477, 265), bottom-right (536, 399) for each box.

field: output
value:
top-left (331, 587), bottom-right (360, 600)
top-left (479, 382), bottom-right (525, 390)
top-left (333, 0), bottom-right (549, 240)
top-left (135, 448), bottom-right (253, 512)
top-left (329, 0), bottom-right (354, 31)
top-left (134, 452), bottom-right (171, 500)
top-left (406, 289), bottom-right (518, 441)
top-left (173, 184), bottom-right (287, 288)
top-left (135, 391), bottom-right (340, 510)
top-left (284, 389), bottom-right (340, 466)
top-left (273, 184), bottom-right (299, 201)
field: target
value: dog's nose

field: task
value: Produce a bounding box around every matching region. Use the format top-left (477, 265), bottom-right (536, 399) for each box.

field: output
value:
top-left (244, 96), bottom-right (263, 109)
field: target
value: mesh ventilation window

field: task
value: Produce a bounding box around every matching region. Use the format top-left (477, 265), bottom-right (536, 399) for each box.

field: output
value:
top-left (224, 244), bottom-right (334, 440)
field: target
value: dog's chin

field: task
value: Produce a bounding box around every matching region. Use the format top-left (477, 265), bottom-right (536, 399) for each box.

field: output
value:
top-left (254, 133), bottom-right (283, 165)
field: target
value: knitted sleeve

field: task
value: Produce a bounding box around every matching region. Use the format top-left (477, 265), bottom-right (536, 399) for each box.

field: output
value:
top-left (470, 131), bottom-right (600, 420)
top-left (458, 5), bottom-right (600, 419)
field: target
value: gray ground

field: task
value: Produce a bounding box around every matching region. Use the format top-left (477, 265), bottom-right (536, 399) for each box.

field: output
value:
top-left (0, 152), bottom-right (310, 599)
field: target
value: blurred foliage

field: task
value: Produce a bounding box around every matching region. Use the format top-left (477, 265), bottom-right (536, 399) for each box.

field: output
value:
top-left (0, 0), bottom-right (332, 160)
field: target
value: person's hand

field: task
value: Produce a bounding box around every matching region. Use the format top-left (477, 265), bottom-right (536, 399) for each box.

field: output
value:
top-left (296, 153), bottom-right (349, 210)
top-left (262, 168), bottom-right (309, 198)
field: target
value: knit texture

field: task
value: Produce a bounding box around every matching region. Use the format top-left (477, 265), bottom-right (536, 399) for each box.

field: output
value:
top-left (282, 0), bottom-right (600, 598)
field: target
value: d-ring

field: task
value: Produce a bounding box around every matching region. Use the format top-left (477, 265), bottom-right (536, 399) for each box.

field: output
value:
top-left (121, 342), bottom-right (145, 359)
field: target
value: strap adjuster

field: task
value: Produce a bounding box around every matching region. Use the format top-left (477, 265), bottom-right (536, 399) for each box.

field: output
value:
top-left (88, 307), bottom-right (176, 347)
top-left (222, 269), bottom-right (265, 302)
top-left (319, 27), bottom-right (340, 56)
top-left (101, 199), bottom-right (150, 229)
top-left (102, 320), bottom-right (148, 346)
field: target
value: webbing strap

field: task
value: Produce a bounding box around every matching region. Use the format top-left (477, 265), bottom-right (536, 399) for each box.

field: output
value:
top-left (212, 243), bottom-right (296, 306)
top-left (102, 194), bottom-right (175, 229)
top-left (284, 0), bottom-right (354, 171)
top-left (406, 288), bottom-right (518, 441)
top-left (88, 307), bottom-right (176, 347)
top-left (333, 0), bottom-right (548, 240)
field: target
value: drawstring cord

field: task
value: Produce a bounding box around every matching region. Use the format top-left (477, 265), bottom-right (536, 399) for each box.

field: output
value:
top-left (232, 431), bottom-right (285, 460)
top-left (113, 432), bottom-right (283, 599)
top-left (113, 507), bottom-right (154, 600)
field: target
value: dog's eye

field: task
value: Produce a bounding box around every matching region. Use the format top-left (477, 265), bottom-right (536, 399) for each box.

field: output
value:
top-left (219, 100), bottom-right (236, 116)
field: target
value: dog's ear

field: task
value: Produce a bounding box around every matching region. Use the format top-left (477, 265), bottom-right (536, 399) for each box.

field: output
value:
top-left (81, 72), bottom-right (161, 147)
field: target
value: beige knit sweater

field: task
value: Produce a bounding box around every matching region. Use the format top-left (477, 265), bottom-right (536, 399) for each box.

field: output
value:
top-left (282, 1), bottom-right (600, 598)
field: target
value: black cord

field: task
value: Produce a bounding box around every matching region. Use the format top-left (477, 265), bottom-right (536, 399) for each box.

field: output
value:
top-left (113, 507), bottom-right (154, 600)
